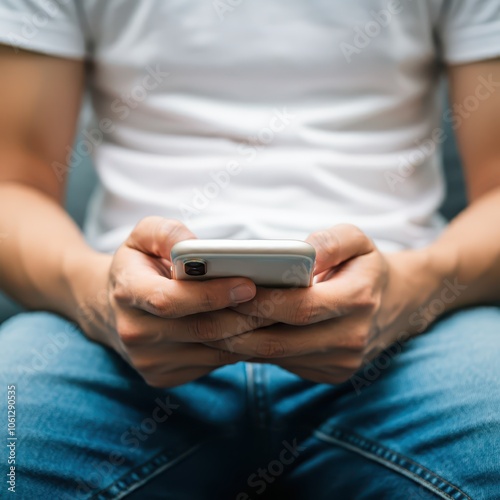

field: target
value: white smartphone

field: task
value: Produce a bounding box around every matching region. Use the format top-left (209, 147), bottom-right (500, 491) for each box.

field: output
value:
top-left (170, 239), bottom-right (316, 287)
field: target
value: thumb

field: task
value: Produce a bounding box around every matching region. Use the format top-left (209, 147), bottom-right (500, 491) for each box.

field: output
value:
top-left (306, 224), bottom-right (373, 275)
top-left (126, 217), bottom-right (196, 259)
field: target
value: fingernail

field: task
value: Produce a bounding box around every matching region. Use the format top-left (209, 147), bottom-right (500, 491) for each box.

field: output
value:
top-left (230, 284), bottom-right (254, 303)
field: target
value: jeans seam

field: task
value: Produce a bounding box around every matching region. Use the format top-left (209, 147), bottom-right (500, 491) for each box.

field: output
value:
top-left (314, 427), bottom-right (471, 500)
top-left (90, 440), bottom-right (209, 499)
top-left (246, 363), bottom-right (268, 429)
top-left (245, 362), bottom-right (258, 427)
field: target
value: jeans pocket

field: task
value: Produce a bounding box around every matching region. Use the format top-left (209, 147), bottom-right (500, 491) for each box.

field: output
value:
top-left (314, 424), bottom-right (471, 500)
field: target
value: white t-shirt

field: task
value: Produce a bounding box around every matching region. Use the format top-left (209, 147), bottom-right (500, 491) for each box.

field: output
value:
top-left (1, 0), bottom-right (500, 253)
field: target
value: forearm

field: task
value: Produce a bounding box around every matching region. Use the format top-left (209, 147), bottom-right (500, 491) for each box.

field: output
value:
top-left (0, 182), bottom-right (111, 323)
top-left (426, 187), bottom-right (500, 307)
top-left (389, 188), bottom-right (500, 335)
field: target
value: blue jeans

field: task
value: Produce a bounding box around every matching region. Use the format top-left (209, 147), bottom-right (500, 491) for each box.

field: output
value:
top-left (0, 307), bottom-right (499, 499)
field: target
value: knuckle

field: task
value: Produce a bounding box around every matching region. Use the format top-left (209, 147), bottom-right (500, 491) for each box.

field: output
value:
top-left (135, 215), bottom-right (159, 234)
top-left (216, 348), bottom-right (238, 366)
top-left (340, 357), bottom-right (364, 373)
top-left (144, 292), bottom-right (162, 312)
top-left (311, 229), bottom-right (340, 259)
top-left (345, 327), bottom-right (370, 351)
top-left (143, 376), bottom-right (168, 389)
top-left (152, 292), bottom-right (179, 318)
top-left (141, 288), bottom-right (178, 318)
top-left (189, 315), bottom-right (221, 342)
top-left (135, 217), bottom-right (189, 254)
top-left (291, 296), bottom-right (317, 325)
top-left (353, 282), bottom-right (378, 311)
top-left (155, 218), bottom-right (186, 242)
top-left (369, 295), bottom-right (381, 313)
top-left (134, 357), bottom-right (155, 373)
top-left (163, 218), bottom-right (184, 233)
top-left (133, 353), bottom-right (169, 373)
top-left (342, 223), bottom-right (364, 239)
top-left (344, 224), bottom-right (373, 251)
top-left (198, 288), bottom-right (220, 311)
top-left (339, 224), bottom-right (368, 250)
top-left (249, 314), bottom-right (268, 330)
top-left (256, 338), bottom-right (286, 358)
top-left (160, 299), bottom-right (179, 319)
top-left (116, 321), bottom-right (144, 346)
top-left (111, 281), bottom-right (131, 305)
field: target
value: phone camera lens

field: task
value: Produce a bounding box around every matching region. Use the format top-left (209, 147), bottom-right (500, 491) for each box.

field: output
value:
top-left (184, 260), bottom-right (207, 277)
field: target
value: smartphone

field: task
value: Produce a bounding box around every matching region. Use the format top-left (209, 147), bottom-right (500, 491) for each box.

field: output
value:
top-left (170, 239), bottom-right (316, 287)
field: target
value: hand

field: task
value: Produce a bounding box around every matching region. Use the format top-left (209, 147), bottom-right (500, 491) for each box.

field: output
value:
top-left (71, 217), bottom-right (272, 388)
top-left (206, 224), bottom-right (435, 384)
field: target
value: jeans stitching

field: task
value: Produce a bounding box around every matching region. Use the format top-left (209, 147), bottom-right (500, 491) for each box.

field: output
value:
top-left (314, 427), bottom-right (471, 500)
top-left (90, 438), bottom-right (214, 499)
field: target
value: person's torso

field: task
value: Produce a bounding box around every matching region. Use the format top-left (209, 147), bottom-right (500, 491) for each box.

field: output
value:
top-left (81, 0), bottom-right (447, 253)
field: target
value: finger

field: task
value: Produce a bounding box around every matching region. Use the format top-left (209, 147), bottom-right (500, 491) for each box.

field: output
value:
top-left (171, 343), bottom-right (252, 368)
top-left (141, 367), bottom-right (214, 388)
top-left (206, 317), bottom-right (369, 358)
top-left (135, 342), bottom-right (251, 375)
top-left (118, 308), bottom-right (276, 344)
top-left (126, 216), bottom-right (196, 260)
top-left (254, 350), bottom-right (364, 373)
top-left (142, 354), bottom-right (255, 388)
top-left (274, 366), bottom-right (354, 385)
top-left (231, 276), bottom-right (367, 324)
top-left (113, 265), bottom-right (258, 317)
top-left (306, 224), bottom-right (374, 275)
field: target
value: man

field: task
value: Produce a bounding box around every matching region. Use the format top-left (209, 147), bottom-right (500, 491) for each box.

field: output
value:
top-left (0, 0), bottom-right (499, 498)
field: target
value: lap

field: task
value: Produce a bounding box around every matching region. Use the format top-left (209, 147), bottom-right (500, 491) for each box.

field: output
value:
top-left (264, 306), bottom-right (500, 499)
top-left (2, 306), bottom-right (499, 498)
top-left (0, 311), bottom-right (253, 499)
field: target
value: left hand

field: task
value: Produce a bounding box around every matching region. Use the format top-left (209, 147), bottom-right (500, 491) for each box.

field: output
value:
top-left (206, 224), bottom-right (433, 384)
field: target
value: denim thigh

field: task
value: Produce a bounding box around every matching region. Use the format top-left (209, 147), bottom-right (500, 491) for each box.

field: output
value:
top-left (253, 306), bottom-right (500, 500)
top-left (0, 312), bottom-right (257, 499)
top-left (3, 307), bottom-right (499, 499)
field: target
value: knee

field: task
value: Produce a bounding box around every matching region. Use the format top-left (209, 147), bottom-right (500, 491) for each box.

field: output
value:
top-left (431, 306), bottom-right (500, 367)
top-left (0, 311), bottom-right (84, 376)
top-left (416, 306), bottom-right (500, 407)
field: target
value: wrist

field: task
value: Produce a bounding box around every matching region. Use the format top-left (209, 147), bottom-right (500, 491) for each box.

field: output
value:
top-left (61, 246), bottom-right (113, 330)
top-left (386, 246), bottom-right (455, 336)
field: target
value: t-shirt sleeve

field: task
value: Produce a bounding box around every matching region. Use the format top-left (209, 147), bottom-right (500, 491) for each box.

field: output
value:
top-left (436, 0), bottom-right (500, 65)
top-left (0, 0), bottom-right (87, 59)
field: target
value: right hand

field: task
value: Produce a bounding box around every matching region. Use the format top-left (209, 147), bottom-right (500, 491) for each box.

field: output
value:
top-left (73, 217), bottom-right (266, 388)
